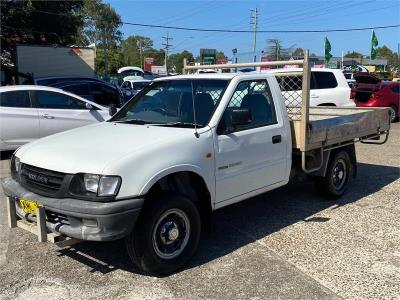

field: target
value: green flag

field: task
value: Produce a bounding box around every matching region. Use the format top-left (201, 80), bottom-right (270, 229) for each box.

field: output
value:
top-left (371, 30), bottom-right (379, 60)
top-left (324, 37), bottom-right (333, 66)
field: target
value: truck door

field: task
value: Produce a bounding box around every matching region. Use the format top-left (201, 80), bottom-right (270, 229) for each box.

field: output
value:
top-left (214, 80), bottom-right (287, 204)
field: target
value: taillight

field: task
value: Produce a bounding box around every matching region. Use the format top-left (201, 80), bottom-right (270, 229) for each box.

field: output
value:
top-left (350, 90), bottom-right (355, 99)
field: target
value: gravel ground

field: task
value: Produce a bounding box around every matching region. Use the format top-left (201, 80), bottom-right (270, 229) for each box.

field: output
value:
top-left (0, 123), bottom-right (399, 300)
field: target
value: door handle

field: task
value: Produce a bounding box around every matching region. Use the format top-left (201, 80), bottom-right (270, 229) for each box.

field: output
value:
top-left (272, 135), bottom-right (282, 144)
top-left (42, 114), bottom-right (55, 119)
top-left (311, 95), bottom-right (319, 98)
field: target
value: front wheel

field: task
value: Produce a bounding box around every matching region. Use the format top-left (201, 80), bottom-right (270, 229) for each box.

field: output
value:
top-left (314, 150), bottom-right (352, 199)
top-left (125, 194), bottom-right (201, 276)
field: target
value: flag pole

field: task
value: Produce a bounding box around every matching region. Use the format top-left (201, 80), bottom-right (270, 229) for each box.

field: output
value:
top-left (324, 37), bottom-right (326, 68)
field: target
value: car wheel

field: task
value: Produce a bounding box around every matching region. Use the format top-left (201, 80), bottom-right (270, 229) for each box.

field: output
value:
top-left (389, 105), bottom-right (398, 123)
top-left (315, 150), bottom-right (352, 199)
top-left (125, 193), bottom-right (201, 276)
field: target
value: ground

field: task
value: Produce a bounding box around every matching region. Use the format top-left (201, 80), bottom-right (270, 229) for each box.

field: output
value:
top-left (0, 124), bottom-right (399, 300)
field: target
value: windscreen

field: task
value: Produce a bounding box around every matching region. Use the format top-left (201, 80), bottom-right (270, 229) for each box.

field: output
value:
top-left (110, 79), bottom-right (229, 127)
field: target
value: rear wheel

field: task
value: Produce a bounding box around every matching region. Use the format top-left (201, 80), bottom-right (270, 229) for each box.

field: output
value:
top-left (125, 194), bottom-right (201, 276)
top-left (315, 150), bottom-right (352, 199)
top-left (389, 105), bottom-right (398, 123)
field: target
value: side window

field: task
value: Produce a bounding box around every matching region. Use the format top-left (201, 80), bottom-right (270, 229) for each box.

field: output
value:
top-left (0, 91), bottom-right (31, 108)
top-left (35, 91), bottom-right (87, 109)
top-left (391, 85), bottom-right (399, 94)
top-left (63, 84), bottom-right (90, 97)
top-left (312, 71), bottom-right (338, 89)
top-left (218, 80), bottom-right (277, 133)
top-left (90, 84), bottom-right (120, 107)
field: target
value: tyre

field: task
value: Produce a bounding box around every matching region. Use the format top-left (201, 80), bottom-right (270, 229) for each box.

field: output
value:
top-left (315, 150), bottom-right (352, 199)
top-left (125, 193), bottom-right (201, 276)
top-left (389, 105), bottom-right (398, 123)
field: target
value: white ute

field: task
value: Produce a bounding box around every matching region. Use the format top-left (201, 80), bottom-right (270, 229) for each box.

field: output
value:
top-left (2, 52), bottom-right (390, 275)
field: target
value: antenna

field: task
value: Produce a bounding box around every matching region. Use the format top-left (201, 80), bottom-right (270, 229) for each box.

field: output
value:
top-left (190, 80), bottom-right (200, 138)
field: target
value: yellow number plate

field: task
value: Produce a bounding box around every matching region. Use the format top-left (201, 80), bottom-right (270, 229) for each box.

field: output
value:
top-left (19, 198), bottom-right (42, 215)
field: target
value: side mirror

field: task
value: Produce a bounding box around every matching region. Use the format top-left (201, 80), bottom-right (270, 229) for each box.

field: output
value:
top-left (109, 104), bottom-right (117, 116)
top-left (85, 102), bottom-right (93, 110)
top-left (231, 108), bottom-right (252, 126)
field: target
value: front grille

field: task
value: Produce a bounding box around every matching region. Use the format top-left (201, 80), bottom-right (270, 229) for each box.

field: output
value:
top-left (20, 164), bottom-right (66, 195)
top-left (46, 210), bottom-right (70, 226)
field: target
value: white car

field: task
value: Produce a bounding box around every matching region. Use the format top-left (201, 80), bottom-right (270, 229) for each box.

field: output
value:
top-left (120, 79), bottom-right (151, 99)
top-left (269, 68), bottom-right (354, 107)
top-left (0, 85), bottom-right (111, 151)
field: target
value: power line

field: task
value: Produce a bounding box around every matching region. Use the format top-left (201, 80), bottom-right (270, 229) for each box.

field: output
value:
top-left (122, 22), bottom-right (400, 33)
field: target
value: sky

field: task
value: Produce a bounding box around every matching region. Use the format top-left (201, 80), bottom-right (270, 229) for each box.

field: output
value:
top-left (104, 0), bottom-right (400, 58)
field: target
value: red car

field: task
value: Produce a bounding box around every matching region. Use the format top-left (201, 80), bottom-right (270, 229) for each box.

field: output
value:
top-left (354, 73), bottom-right (399, 122)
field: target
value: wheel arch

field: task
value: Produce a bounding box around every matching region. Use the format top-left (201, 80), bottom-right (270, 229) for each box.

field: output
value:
top-left (140, 167), bottom-right (214, 230)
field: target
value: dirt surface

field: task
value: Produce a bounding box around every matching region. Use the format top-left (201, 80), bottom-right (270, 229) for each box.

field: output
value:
top-left (0, 124), bottom-right (399, 300)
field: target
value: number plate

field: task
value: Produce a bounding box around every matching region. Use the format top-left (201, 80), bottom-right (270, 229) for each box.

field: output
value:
top-left (19, 198), bottom-right (42, 215)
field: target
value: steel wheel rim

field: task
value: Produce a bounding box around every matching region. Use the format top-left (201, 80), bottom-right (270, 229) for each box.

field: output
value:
top-left (152, 208), bottom-right (191, 260)
top-left (332, 158), bottom-right (347, 190)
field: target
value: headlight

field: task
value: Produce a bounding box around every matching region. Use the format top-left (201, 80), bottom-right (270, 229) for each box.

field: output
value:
top-left (84, 174), bottom-right (100, 193)
top-left (72, 173), bottom-right (121, 198)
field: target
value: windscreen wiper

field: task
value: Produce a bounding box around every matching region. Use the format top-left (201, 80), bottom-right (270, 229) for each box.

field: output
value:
top-left (158, 122), bottom-right (198, 128)
top-left (111, 119), bottom-right (152, 125)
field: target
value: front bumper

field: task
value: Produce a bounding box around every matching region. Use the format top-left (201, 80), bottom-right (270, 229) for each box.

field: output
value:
top-left (1, 177), bottom-right (143, 241)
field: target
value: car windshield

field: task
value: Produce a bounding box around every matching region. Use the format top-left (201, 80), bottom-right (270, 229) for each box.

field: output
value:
top-left (110, 79), bottom-right (229, 127)
top-left (131, 82), bottom-right (150, 90)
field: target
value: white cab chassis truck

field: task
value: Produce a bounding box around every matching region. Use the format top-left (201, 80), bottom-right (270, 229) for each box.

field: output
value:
top-left (2, 52), bottom-right (390, 275)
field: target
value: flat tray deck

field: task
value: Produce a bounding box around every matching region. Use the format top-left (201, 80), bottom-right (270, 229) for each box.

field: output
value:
top-left (290, 107), bottom-right (390, 150)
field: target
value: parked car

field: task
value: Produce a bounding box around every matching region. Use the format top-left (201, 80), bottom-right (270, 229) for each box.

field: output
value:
top-left (120, 79), bottom-right (151, 101)
top-left (356, 82), bottom-right (399, 122)
top-left (270, 68), bottom-right (354, 107)
top-left (32, 76), bottom-right (104, 86)
top-left (50, 81), bottom-right (123, 107)
top-left (0, 85), bottom-right (111, 151)
top-left (351, 72), bottom-right (382, 103)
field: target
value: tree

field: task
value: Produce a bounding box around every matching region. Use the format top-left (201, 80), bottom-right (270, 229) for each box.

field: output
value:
top-left (266, 38), bottom-right (292, 60)
top-left (376, 46), bottom-right (399, 73)
top-left (120, 36), bottom-right (154, 67)
top-left (344, 51), bottom-right (363, 58)
top-left (76, 0), bottom-right (122, 75)
top-left (167, 50), bottom-right (194, 73)
top-left (216, 51), bottom-right (227, 60)
top-left (292, 48), bottom-right (304, 57)
top-left (1, 0), bottom-right (84, 80)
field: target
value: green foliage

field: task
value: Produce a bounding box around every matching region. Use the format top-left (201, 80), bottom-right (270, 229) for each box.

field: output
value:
top-left (120, 35), bottom-right (154, 67)
top-left (167, 51), bottom-right (194, 73)
top-left (1, 0), bottom-right (84, 67)
top-left (292, 48), bottom-right (304, 57)
top-left (95, 48), bottom-right (122, 75)
top-left (344, 51), bottom-right (363, 58)
top-left (76, 0), bottom-right (122, 47)
top-left (375, 46), bottom-right (400, 73)
top-left (76, 0), bottom-right (123, 76)
top-left (266, 38), bottom-right (291, 60)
